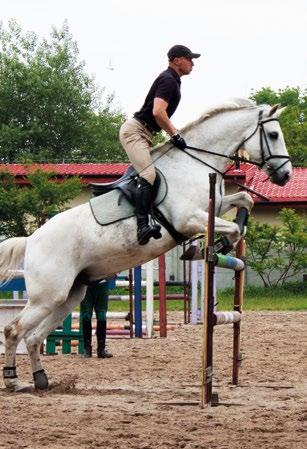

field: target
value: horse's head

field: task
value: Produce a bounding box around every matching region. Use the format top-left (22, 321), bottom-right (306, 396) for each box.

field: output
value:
top-left (242, 104), bottom-right (292, 186)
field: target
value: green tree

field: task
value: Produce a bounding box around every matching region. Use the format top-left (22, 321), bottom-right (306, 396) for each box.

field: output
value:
top-left (249, 86), bottom-right (307, 167)
top-left (246, 209), bottom-right (307, 287)
top-left (0, 19), bottom-right (125, 163)
top-left (0, 168), bottom-right (81, 237)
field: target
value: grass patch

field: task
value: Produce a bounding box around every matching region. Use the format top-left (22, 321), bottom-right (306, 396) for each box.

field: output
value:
top-left (1, 282), bottom-right (305, 312)
top-left (107, 282), bottom-right (307, 312)
top-left (217, 282), bottom-right (307, 311)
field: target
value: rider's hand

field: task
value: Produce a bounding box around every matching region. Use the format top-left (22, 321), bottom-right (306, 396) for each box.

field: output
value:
top-left (171, 133), bottom-right (187, 150)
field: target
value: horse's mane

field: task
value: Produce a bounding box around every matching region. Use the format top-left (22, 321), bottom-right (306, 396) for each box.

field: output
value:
top-left (153, 98), bottom-right (257, 153)
top-left (181, 98), bottom-right (256, 133)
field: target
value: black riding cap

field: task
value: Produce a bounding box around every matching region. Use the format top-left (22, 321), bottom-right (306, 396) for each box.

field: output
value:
top-left (167, 45), bottom-right (201, 60)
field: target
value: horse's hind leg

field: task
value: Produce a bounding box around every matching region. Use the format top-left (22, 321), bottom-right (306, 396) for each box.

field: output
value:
top-left (3, 290), bottom-right (73, 391)
top-left (24, 283), bottom-right (86, 390)
top-left (3, 302), bottom-right (53, 391)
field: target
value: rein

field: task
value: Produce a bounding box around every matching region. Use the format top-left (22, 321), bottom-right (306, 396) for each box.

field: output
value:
top-left (181, 110), bottom-right (291, 194)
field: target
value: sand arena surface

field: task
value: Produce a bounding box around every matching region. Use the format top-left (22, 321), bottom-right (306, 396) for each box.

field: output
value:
top-left (0, 311), bottom-right (306, 449)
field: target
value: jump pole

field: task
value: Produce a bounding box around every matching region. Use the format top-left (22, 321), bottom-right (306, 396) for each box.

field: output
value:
top-left (133, 266), bottom-right (143, 338)
top-left (146, 260), bottom-right (154, 338)
top-left (200, 173), bottom-right (246, 407)
top-left (233, 237), bottom-right (245, 384)
top-left (182, 242), bottom-right (190, 324)
top-left (128, 269), bottom-right (134, 338)
top-left (201, 173), bottom-right (216, 408)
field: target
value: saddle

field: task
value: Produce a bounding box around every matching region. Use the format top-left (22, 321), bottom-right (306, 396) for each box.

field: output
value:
top-left (89, 166), bottom-right (187, 244)
top-left (90, 166), bottom-right (161, 206)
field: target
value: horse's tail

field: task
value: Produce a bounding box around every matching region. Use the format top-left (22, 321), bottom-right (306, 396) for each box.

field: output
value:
top-left (0, 237), bottom-right (27, 284)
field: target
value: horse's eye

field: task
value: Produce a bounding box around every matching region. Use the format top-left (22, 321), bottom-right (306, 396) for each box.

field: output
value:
top-left (269, 131), bottom-right (278, 139)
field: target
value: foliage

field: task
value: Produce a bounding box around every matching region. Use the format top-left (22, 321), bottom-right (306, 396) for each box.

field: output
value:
top-left (0, 19), bottom-right (126, 163)
top-left (245, 209), bottom-right (307, 287)
top-left (0, 168), bottom-right (81, 237)
top-left (249, 86), bottom-right (307, 167)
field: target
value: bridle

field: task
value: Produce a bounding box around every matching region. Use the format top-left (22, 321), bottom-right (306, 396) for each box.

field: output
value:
top-left (182, 110), bottom-right (291, 179)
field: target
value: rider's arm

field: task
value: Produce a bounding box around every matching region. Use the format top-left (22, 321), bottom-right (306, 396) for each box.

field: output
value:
top-left (152, 98), bottom-right (177, 137)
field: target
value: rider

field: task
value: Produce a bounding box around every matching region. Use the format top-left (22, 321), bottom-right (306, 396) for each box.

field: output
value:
top-left (119, 44), bottom-right (201, 245)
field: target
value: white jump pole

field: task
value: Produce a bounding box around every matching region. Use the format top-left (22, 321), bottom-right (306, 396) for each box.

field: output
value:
top-left (146, 260), bottom-right (154, 338)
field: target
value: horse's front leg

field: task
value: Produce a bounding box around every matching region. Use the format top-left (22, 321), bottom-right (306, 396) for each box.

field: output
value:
top-left (177, 209), bottom-right (240, 244)
top-left (219, 191), bottom-right (254, 216)
top-left (178, 209), bottom-right (241, 260)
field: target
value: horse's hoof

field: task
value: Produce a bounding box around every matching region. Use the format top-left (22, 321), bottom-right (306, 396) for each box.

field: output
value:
top-left (180, 246), bottom-right (204, 260)
top-left (5, 381), bottom-right (34, 393)
top-left (33, 369), bottom-right (49, 390)
top-left (15, 383), bottom-right (34, 393)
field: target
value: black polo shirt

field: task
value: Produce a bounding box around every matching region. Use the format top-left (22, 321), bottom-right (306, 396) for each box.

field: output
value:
top-left (134, 67), bottom-right (181, 132)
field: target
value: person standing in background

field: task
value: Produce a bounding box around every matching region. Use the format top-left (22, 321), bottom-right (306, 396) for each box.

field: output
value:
top-left (80, 281), bottom-right (113, 358)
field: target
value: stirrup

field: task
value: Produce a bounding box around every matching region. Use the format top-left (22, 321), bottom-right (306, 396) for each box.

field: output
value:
top-left (137, 225), bottom-right (156, 245)
top-left (149, 216), bottom-right (162, 240)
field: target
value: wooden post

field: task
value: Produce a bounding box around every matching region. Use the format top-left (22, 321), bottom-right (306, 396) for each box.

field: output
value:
top-left (232, 238), bottom-right (245, 384)
top-left (158, 254), bottom-right (167, 338)
top-left (201, 173), bottom-right (216, 408)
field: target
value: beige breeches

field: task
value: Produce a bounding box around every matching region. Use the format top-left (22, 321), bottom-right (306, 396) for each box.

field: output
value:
top-left (119, 118), bottom-right (156, 185)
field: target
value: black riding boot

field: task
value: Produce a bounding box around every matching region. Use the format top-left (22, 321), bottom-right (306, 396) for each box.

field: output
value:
top-left (82, 320), bottom-right (92, 358)
top-left (96, 320), bottom-right (113, 358)
top-left (135, 177), bottom-right (162, 245)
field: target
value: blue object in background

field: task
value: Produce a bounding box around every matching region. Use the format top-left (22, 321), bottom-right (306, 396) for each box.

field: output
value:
top-left (0, 278), bottom-right (26, 291)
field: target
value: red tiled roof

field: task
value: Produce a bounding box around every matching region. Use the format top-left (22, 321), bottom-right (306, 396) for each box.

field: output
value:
top-left (0, 163), bottom-right (306, 204)
top-left (227, 164), bottom-right (307, 204)
top-left (0, 163), bottom-right (128, 177)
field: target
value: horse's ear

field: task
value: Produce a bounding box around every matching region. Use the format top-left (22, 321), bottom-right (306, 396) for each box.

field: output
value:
top-left (268, 104), bottom-right (280, 117)
top-left (275, 106), bottom-right (287, 117)
top-left (268, 104), bottom-right (287, 117)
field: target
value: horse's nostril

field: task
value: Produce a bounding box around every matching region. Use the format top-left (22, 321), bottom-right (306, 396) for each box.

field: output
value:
top-left (279, 172), bottom-right (291, 186)
top-left (284, 172), bottom-right (290, 182)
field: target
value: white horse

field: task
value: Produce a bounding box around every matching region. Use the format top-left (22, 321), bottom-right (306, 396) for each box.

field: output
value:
top-left (0, 99), bottom-right (291, 391)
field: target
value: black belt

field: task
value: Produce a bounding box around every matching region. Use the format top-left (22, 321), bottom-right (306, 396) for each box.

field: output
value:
top-left (133, 117), bottom-right (157, 135)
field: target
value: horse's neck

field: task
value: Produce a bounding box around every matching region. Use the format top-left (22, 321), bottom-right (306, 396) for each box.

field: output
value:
top-left (156, 108), bottom-right (256, 176)
top-left (186, 109), bottom-right (254, 161)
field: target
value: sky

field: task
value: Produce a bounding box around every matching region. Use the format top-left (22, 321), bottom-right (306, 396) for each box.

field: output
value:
top-left (1, 0), bottom-right (306, 127)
